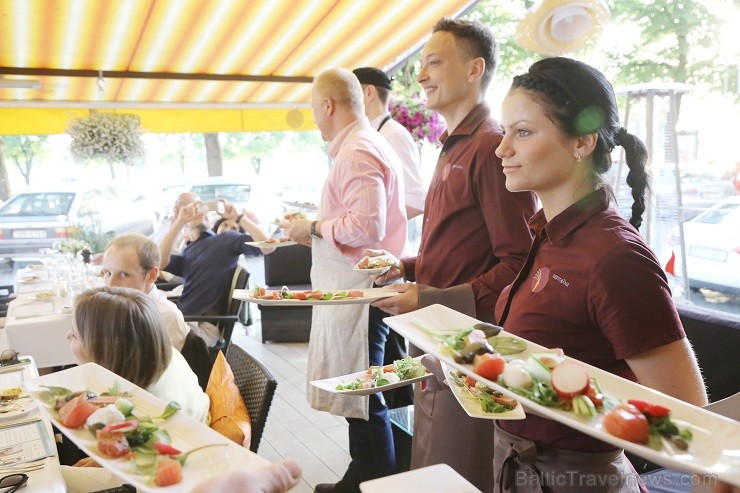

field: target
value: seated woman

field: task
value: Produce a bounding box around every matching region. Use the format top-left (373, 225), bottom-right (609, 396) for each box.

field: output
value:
top-left (67, 286), bottom-right (209, 422)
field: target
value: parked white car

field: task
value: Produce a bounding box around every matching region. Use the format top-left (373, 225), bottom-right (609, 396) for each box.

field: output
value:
top-left (0, 185), bottom-right (158, 257)
top-left (663, 195), bottom-right (740, 294)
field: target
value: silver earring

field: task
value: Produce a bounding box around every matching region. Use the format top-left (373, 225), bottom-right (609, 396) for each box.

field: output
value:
top-left (574, 153), bottom-right (581, 162)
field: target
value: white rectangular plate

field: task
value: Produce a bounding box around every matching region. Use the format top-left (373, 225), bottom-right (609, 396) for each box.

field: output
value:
top-left (384, 304), bottom-right (740, 487)
top-left (310, 356), bottom-right (432, 396)
top-left (23, 363), bottom-right (267, 492)
top-left (233, 287), bottom-right (398, 306)
top-left (360, 463), bottom-right (482, 493)
top-left (244, 240), bottom-right (296, 248)
top-left (440, 361), bottom-right (525, 420)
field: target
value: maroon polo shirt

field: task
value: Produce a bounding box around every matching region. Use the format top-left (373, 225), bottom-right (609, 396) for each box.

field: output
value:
top-left (495, 187), bottom-right (685, 452)
top-left (402, 103), bottom-right (537, 315)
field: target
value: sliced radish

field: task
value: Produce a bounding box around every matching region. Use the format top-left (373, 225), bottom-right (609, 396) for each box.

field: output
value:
top-left (551, 361), bottom-right (590, 399)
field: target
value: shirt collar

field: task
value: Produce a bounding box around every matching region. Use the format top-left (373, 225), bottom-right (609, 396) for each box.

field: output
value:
top-left (369, 113), bottom-right (391, 128)
top-left (531, 187), bottom-right (610, 244)
top-left (186, 229), bottom-right (215, 246)
top-left (439, 102), bottom-right (491, 145)
top-left (328, 117), bottom-right (369, 158)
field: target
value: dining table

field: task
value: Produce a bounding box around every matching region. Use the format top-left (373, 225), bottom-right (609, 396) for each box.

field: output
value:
top-left (0, 356), bottom-right (66, 492)
top-left (2, 264), bottom-right (103, 369)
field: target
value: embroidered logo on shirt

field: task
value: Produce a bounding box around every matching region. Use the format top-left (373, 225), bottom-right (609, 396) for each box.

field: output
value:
top-left (552, 274), bottom-right (570, 287)
top-left (531, 267), bottom-right (549, 292)
top-left (442, 163), bottom-right (464, 181)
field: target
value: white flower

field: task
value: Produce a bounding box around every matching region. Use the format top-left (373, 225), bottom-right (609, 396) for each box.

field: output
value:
top-left (67, 112), bottom-right (145, 164)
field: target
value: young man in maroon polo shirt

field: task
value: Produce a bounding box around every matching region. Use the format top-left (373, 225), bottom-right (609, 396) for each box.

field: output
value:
top-left (372, 17), bottom-right (537, 492)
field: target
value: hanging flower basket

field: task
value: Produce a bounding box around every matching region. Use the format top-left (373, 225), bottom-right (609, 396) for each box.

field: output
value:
top-left (389, 94), bottom-right (445, 147)
top-left (67, 112), bottom-right (146, 164)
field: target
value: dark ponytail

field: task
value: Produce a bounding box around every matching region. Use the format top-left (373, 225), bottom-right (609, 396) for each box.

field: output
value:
top-left (615, 128), bottom-right (649, 228)
top-left (510, 57), bottom-right (650, 229)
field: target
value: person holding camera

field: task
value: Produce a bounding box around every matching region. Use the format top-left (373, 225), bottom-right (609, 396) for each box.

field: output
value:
top-left (157, 195), bottom-right (272, 346)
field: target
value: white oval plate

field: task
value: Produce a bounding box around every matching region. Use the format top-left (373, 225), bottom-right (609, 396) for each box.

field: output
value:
top-left (310, 356), bottom-right (432, 396)
top-left (441, 361), bottom-right (525, 420)
top-left (244, 239), bottom-right (297, 248)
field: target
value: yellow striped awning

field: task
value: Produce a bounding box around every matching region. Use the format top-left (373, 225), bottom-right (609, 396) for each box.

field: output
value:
top-left (0, 0), bottom-right (478, 134)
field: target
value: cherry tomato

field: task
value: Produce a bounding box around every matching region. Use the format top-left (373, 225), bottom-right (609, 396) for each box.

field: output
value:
top-left (472, 353), bottom-right (506, 381)
top-left (627, 399), bottom-right (671, 418)
top-left (293, 292), bottom-right (308, 300)
top-left (464, 375), bottom-right (478, 388)
top-left (348, 290), bottom-right (364, 298)
top-left (603, 404), bottom-right (649, 443)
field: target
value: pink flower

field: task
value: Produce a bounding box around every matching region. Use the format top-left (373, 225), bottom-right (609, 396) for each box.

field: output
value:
top-left (388, 97), bottom-right (443, 147)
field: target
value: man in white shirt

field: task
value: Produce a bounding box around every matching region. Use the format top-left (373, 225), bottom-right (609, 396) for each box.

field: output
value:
top-left (101, 233), bottom-right (189, 351)
top-left (353, 67), bottom-right (426, 219)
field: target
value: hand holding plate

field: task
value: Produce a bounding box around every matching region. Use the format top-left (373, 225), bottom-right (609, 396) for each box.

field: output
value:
top-left (370, 282), bottom-right (419, 315)
top-left (363, 249), bottom-right (403, 284)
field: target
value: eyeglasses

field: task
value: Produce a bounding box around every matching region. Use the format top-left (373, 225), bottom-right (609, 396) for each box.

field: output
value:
top-left (0, 473), bottom-right (28, 492)
top-left (0, 350), bottom-right (19, 367)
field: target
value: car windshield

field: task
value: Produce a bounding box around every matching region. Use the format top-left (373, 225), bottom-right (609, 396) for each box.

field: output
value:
top-left (190, 184), bottom-right (251, 203)
top-left (693, 203), bottom-right (739, 225)
top-left (0, 192), bottom-right (75, 216)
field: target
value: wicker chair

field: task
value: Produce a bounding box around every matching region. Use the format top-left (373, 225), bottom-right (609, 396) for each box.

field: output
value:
top-left (225, 344), bottom-right (277, 453)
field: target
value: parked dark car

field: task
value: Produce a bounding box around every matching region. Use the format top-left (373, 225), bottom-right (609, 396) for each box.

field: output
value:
top-left (0, 185), bottom-right (158, 257)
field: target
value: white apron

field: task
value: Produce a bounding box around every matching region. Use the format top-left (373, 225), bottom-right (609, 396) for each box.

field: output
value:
top-left (307, 237), bottom-right (374, 419)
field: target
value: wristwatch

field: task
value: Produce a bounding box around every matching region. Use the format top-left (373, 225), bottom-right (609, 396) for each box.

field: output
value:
top-left (310, 221), bottom-right (322, 239)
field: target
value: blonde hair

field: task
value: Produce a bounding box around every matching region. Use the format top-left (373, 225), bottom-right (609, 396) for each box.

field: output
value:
top-left (106, 233), bottom-right (160, 272)
top-left (74, 287), bottom-right (170, 388)
top-left (314, 68), bottom-right (364, 116)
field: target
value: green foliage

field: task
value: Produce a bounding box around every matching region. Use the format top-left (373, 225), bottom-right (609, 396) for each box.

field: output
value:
top-left (606, 0), bottom-right (725, 87)
top-left (461, 0), bottom-right (733, 97)
top-left (2, 135), bottom-right (49, 185)
top-left (221, 132), bottom-right (324, 173)
top-left (69, 214), bottom-right (115, 254)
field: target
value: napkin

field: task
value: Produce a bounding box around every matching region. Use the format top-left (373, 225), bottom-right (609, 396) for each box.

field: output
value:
top-left (10, 301), bottom-right (56, 319)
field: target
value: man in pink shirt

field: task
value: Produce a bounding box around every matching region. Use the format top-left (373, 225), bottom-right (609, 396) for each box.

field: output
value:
top-left (281, 67), bottom-right (409, 493)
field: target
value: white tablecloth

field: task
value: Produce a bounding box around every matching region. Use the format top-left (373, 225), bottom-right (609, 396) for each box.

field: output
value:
top-left (3, 293), bottom-right (74, 368)
top-left (1, 357), bottom-right (66, 493)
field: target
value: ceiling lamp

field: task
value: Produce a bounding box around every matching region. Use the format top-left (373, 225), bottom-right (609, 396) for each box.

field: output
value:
top-left (0, 78), bottom-right (42, 90)
top-left (516, 0), bottom-right (610, 56)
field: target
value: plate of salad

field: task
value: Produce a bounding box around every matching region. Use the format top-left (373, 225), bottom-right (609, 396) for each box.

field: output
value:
top-left (310, 356), bottom-right (432, 396)
top-left (233, 287), bottom-right (399, 306)
top-left (244, 238), bottom-right (296, 248)
top-left (352, 255), bottom-right (397, 275)
top-left (23, 363), bottom-right (268, 492)
top-left (384, 304), bottom-right (740, 488)
top-left (441, 362), bottom-right (525, 420)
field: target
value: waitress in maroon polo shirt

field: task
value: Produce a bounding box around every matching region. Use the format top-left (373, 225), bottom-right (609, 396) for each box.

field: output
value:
top-left (492, 57), bottom-right (708, 493)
